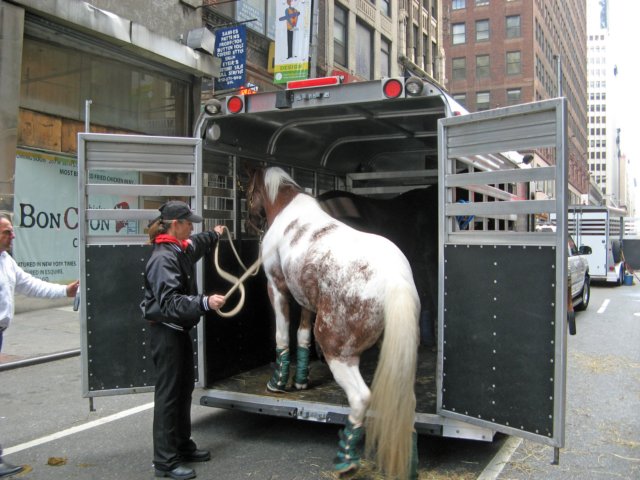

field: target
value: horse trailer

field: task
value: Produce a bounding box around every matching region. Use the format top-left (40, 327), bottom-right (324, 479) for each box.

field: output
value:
top-left (77, 76), bottom-right (572, 465)
top-left (556, 206), bottom-right (626, 285)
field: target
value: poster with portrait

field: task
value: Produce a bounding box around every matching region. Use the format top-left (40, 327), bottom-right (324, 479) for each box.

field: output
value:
top-left (273, 0), bottom-right (312, 84)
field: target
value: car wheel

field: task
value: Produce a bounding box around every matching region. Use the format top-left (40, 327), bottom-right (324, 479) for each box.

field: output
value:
top-left (575, 276), bottom-right (590, 311)
top-left (616, 267), bottom-right (624, 286)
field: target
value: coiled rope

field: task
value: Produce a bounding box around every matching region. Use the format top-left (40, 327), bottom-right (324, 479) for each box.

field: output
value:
top-left (213, 226), bottom-right (262, 317)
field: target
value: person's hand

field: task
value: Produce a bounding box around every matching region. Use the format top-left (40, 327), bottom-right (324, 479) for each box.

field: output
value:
top-left (66, 280), bottom-right (80, 298)
top-left (213, 225), bottom-right (225, 236)
top-left (208, 294), bottom-right (226, 310)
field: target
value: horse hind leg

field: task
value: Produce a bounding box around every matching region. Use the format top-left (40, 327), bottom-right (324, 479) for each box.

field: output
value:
top-left (294, 308), bottom-right (313, 390)
top-left (327, 358), bottom-right (370, 475)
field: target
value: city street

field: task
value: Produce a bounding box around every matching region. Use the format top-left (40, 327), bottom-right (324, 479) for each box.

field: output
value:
top-left (0, 282), bottom-right (638, 479)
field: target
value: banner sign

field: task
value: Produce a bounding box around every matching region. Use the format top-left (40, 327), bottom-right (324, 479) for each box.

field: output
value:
top-left (12, 149), bottom-right (138, 283)
top-left (274, 0), bottom-right (311, 84)
top-left (214, 25), bottom-right (247, 91)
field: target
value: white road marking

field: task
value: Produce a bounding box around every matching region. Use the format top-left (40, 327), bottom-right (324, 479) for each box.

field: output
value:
top-left (3, 402), bottom-right (154, 456)
top-left (477, 435), bottom-right (522, 480)
top-left (597, 299), bottom-right (610, 314)
top-left (55, 306), bottom-right (76, 313)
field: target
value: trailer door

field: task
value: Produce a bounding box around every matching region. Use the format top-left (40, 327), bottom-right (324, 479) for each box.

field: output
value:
top-left (437, 99), bottom-right (569, 448)
top-left (77, 133), bottom-right (203, 398)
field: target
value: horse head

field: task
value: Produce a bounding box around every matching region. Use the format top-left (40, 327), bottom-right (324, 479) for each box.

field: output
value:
top-left (244, 166), bottom-right (303, 233)
top-left (244, 166), bottom-right (268, 235)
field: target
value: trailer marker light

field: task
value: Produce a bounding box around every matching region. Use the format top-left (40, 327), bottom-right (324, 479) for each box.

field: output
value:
top-left (287, 76), bottom-right (342, 90)
top-left (405, 76), bottom-right (424, 96)
top-left (382, 79), bottom-right (403, 99)
top-left (227, 96), bottom-right (244, 114)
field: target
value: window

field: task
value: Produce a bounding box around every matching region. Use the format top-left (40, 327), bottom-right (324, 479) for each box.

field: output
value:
top-left (381, 0), bottom-right (391, 16)
top-left (506, 51), bottom-right (521, 75)
top-left (507, 88), bottom-right (521, 105)
top-left (334, 5), bottom-right (348, 67)
top-left (355, 21), bottom-right (373, 80)
top-left (432, 43), bottom-right (438, 77)
top-left (475, 54), bottom-right (490, 78)
top-left (21, 37), bottom-right (189, 136)
top-left (476, 19), bottom-right (489, 42)
top-left (452, 23), bottom-right (466, 45)
top-left (233, 0), bottom-right (274, 39)
top-left (423, 34), bottom-right (429, 70)
top-left (452, 57), bottom-right (467, 80)
top-left (453, 93), bottom-right (467, 107)
top-left (452, 0), bottom-right (466, 9)
top-left (476, 91), bottom-right (490, 110)
top-left (475, 0), bottom-right (489, 5)
top-left (380, 37), bottom-right (391, 78)
top-left (506, 15), bottom-right (521, 38)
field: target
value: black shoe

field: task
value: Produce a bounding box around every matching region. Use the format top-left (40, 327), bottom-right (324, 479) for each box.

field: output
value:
top-left (180, 449), bottom-right (211, 462)
top-left (154, 464), bottom-right (196, 479)
top-left (0, 461), bottom-right (24, 479)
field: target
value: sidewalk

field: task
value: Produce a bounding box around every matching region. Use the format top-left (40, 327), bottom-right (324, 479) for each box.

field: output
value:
top-left (0, 296), bottom-right (79, 365)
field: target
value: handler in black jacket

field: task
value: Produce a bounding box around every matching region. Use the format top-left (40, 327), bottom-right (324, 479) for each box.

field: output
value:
top-left (141, 200), bottom-right (226, 480)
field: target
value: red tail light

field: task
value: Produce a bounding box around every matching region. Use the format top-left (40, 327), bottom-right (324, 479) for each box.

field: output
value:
top-left (287, 76), bottom-right (342, 90)
top-left (227, 96), bottom-right (244, 114)
top-left (382, 78), bottom-right (404, 99)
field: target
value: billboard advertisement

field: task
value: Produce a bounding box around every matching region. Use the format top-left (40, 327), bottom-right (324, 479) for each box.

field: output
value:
top-left (12, 149), bottom-right (138, 283)
top-left (214, 25), bottom-right (247, 91)
top-left (273, 0), bottom-right (312, 84)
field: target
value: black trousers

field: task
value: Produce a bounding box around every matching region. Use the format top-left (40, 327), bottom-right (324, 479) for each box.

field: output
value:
top-left (287, 30), bottom-right (294, 58)
top-left (149, 323), bottom-right (197, 471)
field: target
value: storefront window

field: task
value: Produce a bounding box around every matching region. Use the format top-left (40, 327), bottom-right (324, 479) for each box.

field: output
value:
top-left (20, 37), bottom-right (189, 136)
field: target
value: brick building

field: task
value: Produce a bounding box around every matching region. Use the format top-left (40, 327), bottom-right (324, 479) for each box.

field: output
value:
top-left (442, 0), bottom-right (589, 203)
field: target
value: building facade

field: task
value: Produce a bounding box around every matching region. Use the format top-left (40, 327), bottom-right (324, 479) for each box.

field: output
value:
top-left (586, 0), bottom-right (627, 209)
top-left (442, 0), bottom-right (589, 204)
top-left (0, 0), bottom-right (219, 283)
top-left (201, 0), bottom-right (446, 93)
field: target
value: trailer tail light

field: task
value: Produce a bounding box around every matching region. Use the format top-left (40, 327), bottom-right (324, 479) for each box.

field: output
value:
top-left (226, 96), bottom-right (245, 114)
top-left (382, 78), bottom-right (404, 99)
top-left (287, 76), bottom-right (342, 90)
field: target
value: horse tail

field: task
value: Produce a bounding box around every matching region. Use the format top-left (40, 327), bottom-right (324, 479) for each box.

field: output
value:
top-left (365, 280), bottom-right (419, 479)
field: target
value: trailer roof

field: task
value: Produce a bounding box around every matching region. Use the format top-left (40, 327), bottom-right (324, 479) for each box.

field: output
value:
top-left (202, 85), bottom-right (449, 175)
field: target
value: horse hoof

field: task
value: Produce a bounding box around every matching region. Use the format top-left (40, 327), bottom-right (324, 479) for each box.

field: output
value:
top-left (266, 381), bottom-right (287, 393)
top-left (333, 461), bottom-right (360, 476)
top-left (294, 382), bottom-right (308, 390)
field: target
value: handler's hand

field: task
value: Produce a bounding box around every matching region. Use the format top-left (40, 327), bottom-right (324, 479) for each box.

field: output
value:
top-left (66, 280), bottom-right (80, 298)
top-left (208, 294), bottom-right (226, 310)
top-left (213, 225), bottom-right (225, 236)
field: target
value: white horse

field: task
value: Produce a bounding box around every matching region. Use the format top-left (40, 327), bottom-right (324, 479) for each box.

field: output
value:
top-left (245, 166), bottom-right (420, 479)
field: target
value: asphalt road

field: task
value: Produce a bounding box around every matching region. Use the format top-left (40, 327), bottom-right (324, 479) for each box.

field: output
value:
top-left (1, 281), bottom-right (638, 479)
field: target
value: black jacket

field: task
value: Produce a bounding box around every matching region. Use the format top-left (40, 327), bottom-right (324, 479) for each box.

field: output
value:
top-left (141, 231), bottom-right (219, 330)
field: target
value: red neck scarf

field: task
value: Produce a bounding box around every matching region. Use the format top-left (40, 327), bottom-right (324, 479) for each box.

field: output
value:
top-left (154, 234), bottom-right (189, 251)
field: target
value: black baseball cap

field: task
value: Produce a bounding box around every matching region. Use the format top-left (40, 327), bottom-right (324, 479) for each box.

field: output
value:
top-left (159, 201), bottom-right (203, 223)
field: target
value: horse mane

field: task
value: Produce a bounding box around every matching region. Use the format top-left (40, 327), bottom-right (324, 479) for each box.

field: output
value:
top-left (264, 167), bottom-right (302, 203)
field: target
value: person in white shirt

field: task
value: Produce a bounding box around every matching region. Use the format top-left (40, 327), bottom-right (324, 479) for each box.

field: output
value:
top-left (0, 213), bottom-right (78, 479)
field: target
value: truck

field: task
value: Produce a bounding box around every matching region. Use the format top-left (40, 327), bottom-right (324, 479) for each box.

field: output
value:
top-left (565, 206), bottom-right (626, 285)
top-left (77, 75), bottom-right (573, 465)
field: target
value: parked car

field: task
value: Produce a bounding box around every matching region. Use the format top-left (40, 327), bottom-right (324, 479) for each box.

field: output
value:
top-left (569, 234), bottom-right (592, 311)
